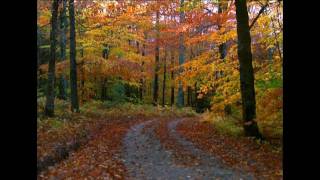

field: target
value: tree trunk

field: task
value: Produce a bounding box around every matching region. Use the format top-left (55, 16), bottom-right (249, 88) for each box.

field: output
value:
top-left (193, 82), bottom-right (197, 108)
top-left (37, 25), bottom-right (41, 90)
top-left (162, 48), bottom-right (167, 107)
top-left (80, 59), bottom-right (85, 104)
top-left (78, 21), bottom-right (85, 104)
top-left (102, 44), bottom-right (110, 59)
top-left (141, 42), bottom-right (146, 101)
top-left (44, 0), bottom-right (59, 117)
top-left (187, 46), bottom-right (195, 107)
top-left (58, 0), bottom-right (68, 100)
top-left (177, 0), bottom-right (185, 107)
top-left (139, 62), bottom-right (144, 101)
top-left (137, 40), bottom-right (143, 101)
top-left (187, 86), bottom-right (192, 106)
top-left (69, 0), bottom-right (80, 112)
top-left (235, 0), bottom-right (262, 138)
top-left (170, 50), bottom-right (175, 106)
top-left (153, 10), bottom-right (160, 106)
top-left (100, 79), bottom-right (107, 101)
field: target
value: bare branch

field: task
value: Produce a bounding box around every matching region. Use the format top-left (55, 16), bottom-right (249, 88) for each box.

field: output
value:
top-left (249, 2), bottom-right (268, 30)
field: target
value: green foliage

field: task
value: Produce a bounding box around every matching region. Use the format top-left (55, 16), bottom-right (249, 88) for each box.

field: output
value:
top-left (47, 118), bottom-right (64, 129)
top-left (256, 78), bottom-right (282, 90)
top-left (37, 97), bottom-right (46, 116)
top-left (230, 105), bottom-right (241, 118)
top-left (79, 100), bottom-right (197, 119)
top-left (125, 96), bottom-right (143, 104)
top-left (37, 89), bottom-right (45, 98)
top-left (174, 107), bottom-right (198, 117)
top-left (39, 45), bottom-right (50, 49)
top-left (214, 119), bottom-right (244, 137)
top-left (54, 99), bottom-right (70, 119)
top-left (202, 113), bottom-right (244, 137)
top-left (110, 47), bottom-right (125, 58)
top-left (195, 94), bottom-right (212, 113)
top-left (108, 81), bottom-right (126, 102)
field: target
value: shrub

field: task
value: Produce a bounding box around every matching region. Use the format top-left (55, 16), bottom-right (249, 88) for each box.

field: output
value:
top-left (108, 81), bottom-right (126, 103)
top-left (201, 112), bottom-right (244, 137)
top-left (256, 88), bottom-right (283, 140)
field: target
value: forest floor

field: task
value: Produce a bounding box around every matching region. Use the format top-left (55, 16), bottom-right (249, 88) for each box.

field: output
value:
top-left (38, 118), bottom-right (282, 179)
top-left (123, 119), bottom-right (253, 179)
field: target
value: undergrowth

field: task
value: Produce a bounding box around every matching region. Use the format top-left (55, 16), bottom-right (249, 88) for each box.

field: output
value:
top-left (201, 110), bottom-right (282, 150)
top-left (37, 98), bottom-right (197, 173)
top-left (201, 112), bottom-right (244, 137)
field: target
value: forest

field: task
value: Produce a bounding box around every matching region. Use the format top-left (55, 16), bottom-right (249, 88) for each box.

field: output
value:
top-left (37, 0), bottom-right (283, 179)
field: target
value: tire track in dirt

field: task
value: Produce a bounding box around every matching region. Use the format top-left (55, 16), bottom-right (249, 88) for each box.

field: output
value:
top-left (122, 119), bottom-right (253, 180)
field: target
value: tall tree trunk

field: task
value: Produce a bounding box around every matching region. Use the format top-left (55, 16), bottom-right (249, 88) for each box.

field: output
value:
top-left (187, 46), bottom-right (196, 107)
top-left (235, 0), bottom-right (262, 138)
top-left (136, 40), bottom-right (142, 101)
top-left (37, 25), bottom-right (41, 90)
top-left (170, 50), bottom-right (175, 106)
top-left (139, 39), bottom-right (146, 101)
top-left (78, 20), bottom-right (85, 104)
top-left (177, 0), bottom-right (185, 107)
top-left (100, 44), bottom-right (107, 101)
top-left (44, 0), bottom-right (59, 117)
top-left (139, 62), bottom-right (144, 101)
top-left (79, 48), bottom-right (85, 104)
top-left (150, 81), bottom-right (152, 97)
top-left (58, 0), bottom-right (68, 100)
top-left (193, 82), bottom-right (197, 108)
top-left (162, 48), bottom-right (167, 107)
top-left (69, 0), bottom-right (80, 112)
top-left (153, 10), bottom-right (160, 105)
top-left (100, 79), bottom-right (107, 101)
top-left (187, 86), bottom-right (192, 106)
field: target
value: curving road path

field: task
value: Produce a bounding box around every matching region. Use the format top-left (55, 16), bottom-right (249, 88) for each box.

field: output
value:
top-left (122, 119), bottom-right (254, 180)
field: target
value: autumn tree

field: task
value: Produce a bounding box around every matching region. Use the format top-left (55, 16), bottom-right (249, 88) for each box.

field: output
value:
top-left (58, 0), bottom-right (68, 100)
top-left (162, 47), bottom-right (167, 107)
top-left (153, 8), bottom-right (160, 105)
top-left (218, 0), bottom-right (227, 63)
top-left (37, 25), bottom-right (41, 89)
top-left (44, 0), bottom-right (59, 117)
top-left (218, 0), bottom-right (230, 114)
top-left (37, 0), bottom-right (282, 128)
top-left (177, 0), bottom-right (185, 107)
top-left (139, 33), bottom-right (147, 101)
top-left (235, 0), bottom-right (262, 138)
top-left (69, 0), bottom-right (79, 112)
top-left (170, 49), bottom-right (175, 106)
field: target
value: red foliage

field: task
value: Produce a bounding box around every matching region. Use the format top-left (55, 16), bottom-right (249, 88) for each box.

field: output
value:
top-left (176, 119), bottom-right (283, 179)
top-left (38, 116), bottom-right (148, 179)
top-left (154, 118), bottom-right (200, 166)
